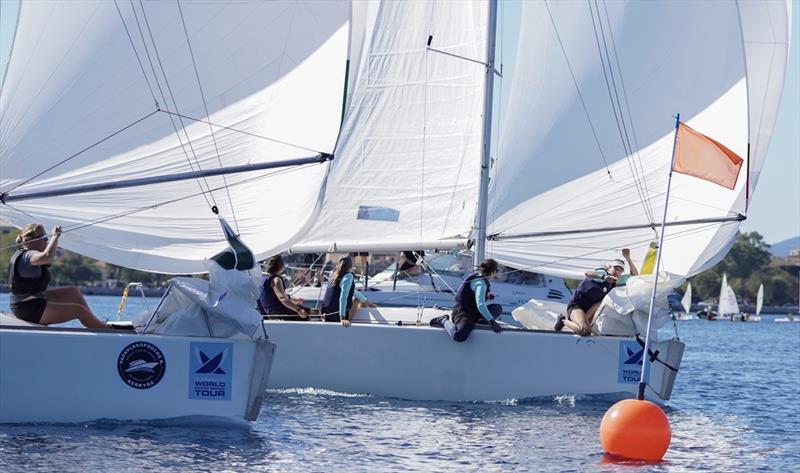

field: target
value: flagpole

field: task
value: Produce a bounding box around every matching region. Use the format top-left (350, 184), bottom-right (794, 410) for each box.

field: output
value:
top-left (637, 113), bottom-right (680, 401)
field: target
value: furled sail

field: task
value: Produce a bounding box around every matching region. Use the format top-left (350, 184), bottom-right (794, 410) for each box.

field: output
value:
top-left (486, 0), bottom-right (791, 278)
top-left (0, 1), bottom-right (349, 273)
top-left (291, 0), bottom-right (488, 253)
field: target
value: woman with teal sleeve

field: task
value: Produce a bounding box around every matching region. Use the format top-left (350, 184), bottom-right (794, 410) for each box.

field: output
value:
top-left (321, 256), bottom-right (377, 326)
top-left (440, 259), bottom-right (503, 342)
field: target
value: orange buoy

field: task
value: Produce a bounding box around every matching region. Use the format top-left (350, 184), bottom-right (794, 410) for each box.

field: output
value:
top-left (599, 399), bottom-right (671, 462)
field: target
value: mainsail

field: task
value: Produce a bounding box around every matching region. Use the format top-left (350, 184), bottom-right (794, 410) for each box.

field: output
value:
top-left (292, 0), bottom-right (488, 253)
top-left (485, 0), bottom-right (791, 278)
top-left (0, 1), bottom-right (350, 273)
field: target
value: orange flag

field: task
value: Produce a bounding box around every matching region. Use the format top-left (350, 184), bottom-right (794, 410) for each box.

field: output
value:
top-left (673, 122), bottom-right (743, 190)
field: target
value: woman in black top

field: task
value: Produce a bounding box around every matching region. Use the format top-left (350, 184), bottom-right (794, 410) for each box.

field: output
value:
top-left (8, 223), bottom-right (107, 328)
top-left (258, 255), bottom-right (310, 319)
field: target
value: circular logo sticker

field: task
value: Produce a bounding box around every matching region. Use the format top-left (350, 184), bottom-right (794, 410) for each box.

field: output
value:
top-left (117, 341), bottom-right (166, 389)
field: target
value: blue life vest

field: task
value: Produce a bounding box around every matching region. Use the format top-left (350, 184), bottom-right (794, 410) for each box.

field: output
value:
top-left (258, 273), bottom-right (288, 315)
top-left (569, 269), bottom-right (615, 309)
top-left (453, 272), bottom-right (490, 321)
top-left (322, 273), bottom-right (355, 318)
top-left (8, 249), bottom-right (50, 296)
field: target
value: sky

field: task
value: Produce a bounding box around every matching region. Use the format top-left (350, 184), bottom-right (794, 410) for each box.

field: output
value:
top-left (0, 0), bottom-right (798, 245)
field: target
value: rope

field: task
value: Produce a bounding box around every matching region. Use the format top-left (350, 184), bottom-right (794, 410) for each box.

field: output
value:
top-left (587, 0), bottom-right (653, 225)
top-left (157, 109), bottom-right (330, 155)
top-left (600, 0), bottom-right (654, 222)
top-left (0, 110), bottom-right (159, 196)
top-left (112, 0), bottom-right (159, 107)
top-left (0, 162), bottom-right (322, 252)
top-left (544, 0), bottom-right (612, 176)
top-left (126, 0), bottom-right (214, 211)
top-left (176, 0), bottom-right (239, 231)
top-left (484, 218), bottom-right (740, 279)
top-left (135, 0), bottom-right (217, 211)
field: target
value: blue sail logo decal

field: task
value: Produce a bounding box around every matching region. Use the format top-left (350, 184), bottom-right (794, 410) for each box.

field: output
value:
top-left (618, 340), bottom-right (643, 384)
top-left (189, 342), bottom-right (233, 400)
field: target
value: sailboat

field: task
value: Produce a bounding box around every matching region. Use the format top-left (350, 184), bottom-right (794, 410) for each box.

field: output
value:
top-left (262, 0), bottom-right (790, 402)
top-left (749, 283), bottom-right (764, 322)
top-left (0, 0), bottom-right (790, 406)
top-left (0, 0), bottom-right (353, 422)
top-left (718, 273), bottom-right (741, 321)
top-left (675, 283), bottom-right (694, 320)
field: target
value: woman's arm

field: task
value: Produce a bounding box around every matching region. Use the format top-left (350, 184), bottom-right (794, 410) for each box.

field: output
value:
top-left (622, 248), bottom-right (638, 275)
top-left (470, 278), bottom-right (495, 322)
top-left (28, 226), bottom-right (61, 266)
top-left (272, 277), bottom-right (305, 314)
top-left (339, 273), bottom-right (354, 317)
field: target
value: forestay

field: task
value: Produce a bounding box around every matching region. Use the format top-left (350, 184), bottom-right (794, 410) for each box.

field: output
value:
top-left (486, 0), bottom-right (791, 278)
top-left (0, 0), bottom-right (349, 273)
top-left (293, 0), bottom-right (488, 253)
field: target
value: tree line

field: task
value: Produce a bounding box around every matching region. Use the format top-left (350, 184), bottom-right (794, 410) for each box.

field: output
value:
top-left (687, 232), bottom-right (798, 306)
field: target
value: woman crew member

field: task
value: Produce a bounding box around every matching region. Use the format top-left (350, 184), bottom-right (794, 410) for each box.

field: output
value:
top-left (8, 224), bottom-right (108, 328)
top-left (321, 256), bottom-right (376, 327)
top-left (555, 248), bottom-right (638, 336)
top-left (258, 255), bottom-right (310, 319)
top-left (441, 258), bottom-right (503, 342)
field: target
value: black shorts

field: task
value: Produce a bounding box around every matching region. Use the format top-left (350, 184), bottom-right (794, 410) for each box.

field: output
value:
top-left (10, 298), bottom-right (47, 324)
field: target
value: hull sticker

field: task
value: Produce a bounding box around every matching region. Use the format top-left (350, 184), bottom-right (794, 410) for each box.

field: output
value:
top-left (189, 342), bottom-right (233, 401)
top-left (618, 340), bottom-right (643, 384)
top-left (118, 341), bottom-right (166, 389)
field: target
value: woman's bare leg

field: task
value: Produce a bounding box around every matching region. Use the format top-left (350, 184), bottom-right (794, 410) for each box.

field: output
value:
top-left (585, 301), bottom-right (603, 325)
top-left (565, 308), bottom-right (592, 336)
top-left (45, 287), bottom-right (90, 311)
top-left (40, 300), bottom-right (108, 329)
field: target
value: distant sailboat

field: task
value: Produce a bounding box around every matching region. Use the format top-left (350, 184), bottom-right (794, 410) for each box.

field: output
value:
top-left (745, 283), bottom-right (764, 322)
top-left (675, 283), bottom-right (694, 320)
top-left (718, 273), bottom-right (741, 320)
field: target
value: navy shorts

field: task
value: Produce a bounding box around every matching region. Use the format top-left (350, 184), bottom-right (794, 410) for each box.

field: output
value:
top-left (11, 298), bottom-right (47, 324)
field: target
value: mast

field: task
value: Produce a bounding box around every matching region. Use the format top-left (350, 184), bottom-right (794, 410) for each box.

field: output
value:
top-left (473, 0), bottom-right (499, 266)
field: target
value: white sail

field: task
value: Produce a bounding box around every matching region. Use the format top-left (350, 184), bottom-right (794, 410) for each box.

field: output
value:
top-left (0, 1), bottom-right (350, 273)
top-left (681, 283), bottom-right (692, 315)
top-left (485, 0), bottom-right (791, 279)
top-left (292, 0), bottom-right (488, 252)
top-left (756, 283), bottom-right (764, 316)
top-left (719, 273), bottom-right (740, 316)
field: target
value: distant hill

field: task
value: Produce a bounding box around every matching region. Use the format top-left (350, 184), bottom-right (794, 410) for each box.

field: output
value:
top-left (769, 236), bottom-right (800, 257)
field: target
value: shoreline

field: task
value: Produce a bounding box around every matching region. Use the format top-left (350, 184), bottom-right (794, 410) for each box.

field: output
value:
top-left (0, 284), bottom-right (166, 298)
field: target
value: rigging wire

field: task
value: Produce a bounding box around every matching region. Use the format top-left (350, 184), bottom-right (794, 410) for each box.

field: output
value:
top-left (587, 0), bottom-right (654, 226)
top-left (600, 0), bottom-right (654, 221)
top-left (0, 162), bottom-right (323, 253)
top-left (0, 110), bottom-right (159, 196)
top-left (543, 0), bottom-right (612, 176)
top-left (112, 0), bottom-right (159, 108)
top-left (175, 0), bottom-right (239, 231)
top-left (489, 219), bottom-right (740, 279)
top-left (158, 109), bottom-right (329, 155)
top-left (134, 0), bottom-right (217, 211)
top-left (127, 0), bottom-right (214, 210)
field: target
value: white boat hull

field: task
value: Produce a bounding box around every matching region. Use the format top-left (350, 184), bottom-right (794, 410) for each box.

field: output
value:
top-left (291, 273), bottom-right (571, 315)
top-left (0, 315), bottom-right (275, 424)
top-left (264, 308), bottom-right (683, 403)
